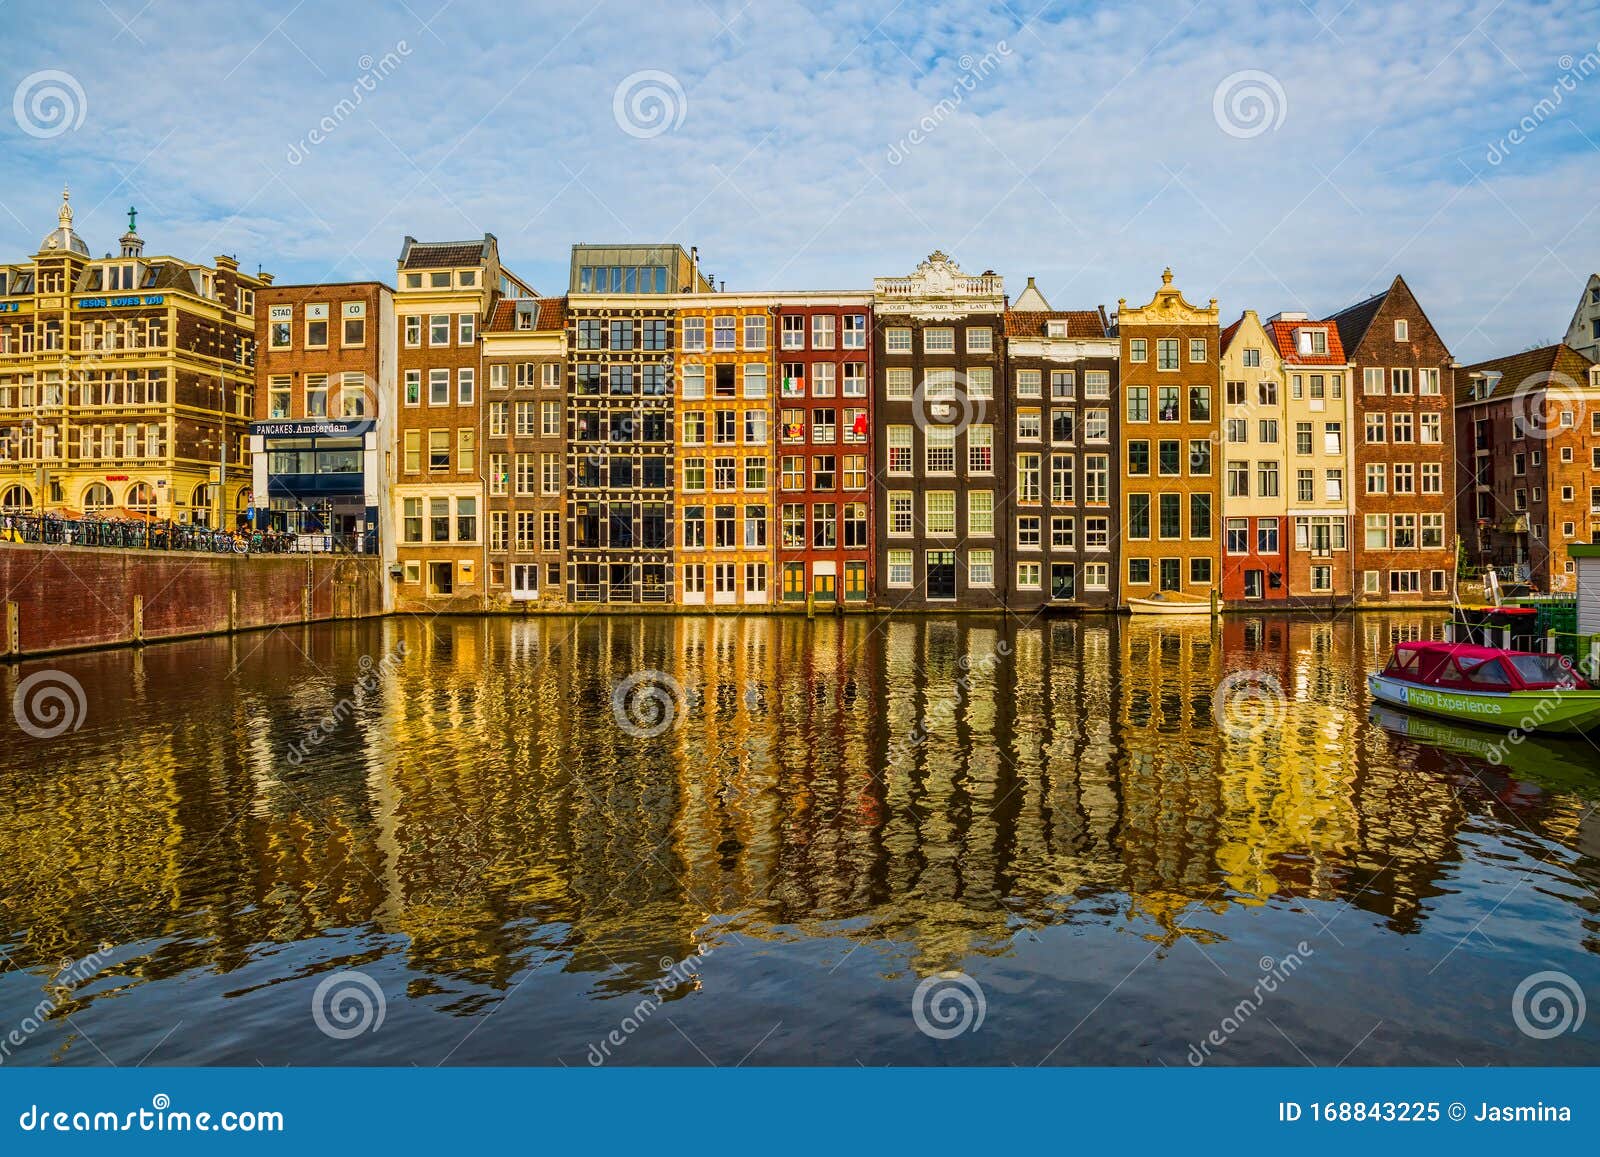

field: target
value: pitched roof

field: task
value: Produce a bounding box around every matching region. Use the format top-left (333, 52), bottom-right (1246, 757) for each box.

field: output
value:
top-left (1456, 342), bottom-right (1595, 407)
top-left (1219, 315), bottom-right (1244, 350)
top-left (1265, 317), bottom-right (1347, 365)
top-left (1324, 287), bottom-right (1388, 352)
top-left (1003, 309), bottom-right (1107, 339)
top-left (399, 236), bottom-right (491, 270)
top-left (485, 295), bottom-right (567, 333)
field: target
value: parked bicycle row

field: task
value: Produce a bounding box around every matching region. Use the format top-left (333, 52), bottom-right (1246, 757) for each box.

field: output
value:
top-left (1, 514), bottom-right (310, 554)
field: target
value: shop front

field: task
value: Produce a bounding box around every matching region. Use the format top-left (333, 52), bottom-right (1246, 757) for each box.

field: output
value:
top-left (249, 419), bottom-right (379, 552)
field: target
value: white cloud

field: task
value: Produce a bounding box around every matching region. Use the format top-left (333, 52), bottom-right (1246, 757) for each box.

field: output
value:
top-left (1, 0), bottom-right (1594, 358)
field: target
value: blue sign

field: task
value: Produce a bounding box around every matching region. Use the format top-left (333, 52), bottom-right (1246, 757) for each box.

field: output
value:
top-left (0, 302), bottom-right (18, 313)
top-left (76, 295), bottom-right (165, 309)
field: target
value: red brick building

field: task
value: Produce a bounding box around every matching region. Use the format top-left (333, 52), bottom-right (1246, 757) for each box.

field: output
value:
top-left (1327, 276), bottom-right (1456, 604)
top-left (774, 295), bottom-right (874, 606)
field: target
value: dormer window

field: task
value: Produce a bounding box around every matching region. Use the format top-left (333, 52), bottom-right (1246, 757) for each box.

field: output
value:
top-left (429, 272), bottom-right (450, 288)
top-left (1046, 320), bottom-right (1067, 338)
top-left (459, 270), bottom-right (478, 287)
top-left (1296, 328), bottom-right (1327, 355)
top-left (106, 264), bottom-right (138, 291)
top-left (516, 310), bottom-right (534, 331)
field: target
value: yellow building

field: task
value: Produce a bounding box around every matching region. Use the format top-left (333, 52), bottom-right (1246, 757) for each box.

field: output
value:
top-left (674, 296), bottom-right (773, 606)
top-left (0, 189), bottom-right (265, 522)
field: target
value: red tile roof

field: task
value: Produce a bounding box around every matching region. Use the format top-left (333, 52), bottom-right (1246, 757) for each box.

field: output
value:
top-left (1003, 310), bottom-right (1107, 338)
top-left (485, 295), bottom-right (565, 333)
top-left (1219, 315), bottom-right (1244, 350)
top-left (1265, 317), bottom-right (1347, 365)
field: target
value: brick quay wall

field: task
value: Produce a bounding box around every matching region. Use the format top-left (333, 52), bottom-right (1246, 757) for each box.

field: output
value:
top-left (1, 544), bottom-right (386, 658)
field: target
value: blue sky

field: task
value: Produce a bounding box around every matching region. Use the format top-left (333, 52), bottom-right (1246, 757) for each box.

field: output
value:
top-left (2, 0), bottom-right (1597, 360)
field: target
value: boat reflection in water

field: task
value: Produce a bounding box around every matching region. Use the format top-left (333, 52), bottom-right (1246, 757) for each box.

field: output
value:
top-left (0, 612), bottom-right (1596, 1067)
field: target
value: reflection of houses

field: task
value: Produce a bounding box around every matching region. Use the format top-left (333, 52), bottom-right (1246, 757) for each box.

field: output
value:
top-left (252, 280), bottom-right (396, 554)
top-left (0, 190), bottom-right (267, 522)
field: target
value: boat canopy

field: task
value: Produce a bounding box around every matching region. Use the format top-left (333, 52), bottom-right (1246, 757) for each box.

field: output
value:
top-left (1384, 641), bottom-right (1588, 692)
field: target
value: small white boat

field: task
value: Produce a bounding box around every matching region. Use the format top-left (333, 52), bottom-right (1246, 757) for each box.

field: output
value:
top-left (1127, 593), bottom-right (1221, 615)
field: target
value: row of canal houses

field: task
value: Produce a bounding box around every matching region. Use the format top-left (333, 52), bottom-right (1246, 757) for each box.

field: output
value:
top-left (362, 239), bottom-right (1463, 613)
top-left (257, 238), bottom-right (1468, 612)
top-left (17, 189), bottom-right (1570, 613)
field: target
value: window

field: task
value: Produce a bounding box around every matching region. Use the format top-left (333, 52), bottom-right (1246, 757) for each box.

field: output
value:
top-left (1054, 370), bottom-right (1080, 399)
top-left (924, 327), bottom-right (955, 352)
top-left (887, 550), bottom-right (914, 587)
top-left (403, 431), bottom-right (421, 474)
top-left (926, 426), bottom-right (955, 474)
top-left (1017, 409), bottom-right (1042, 441)
top-left (681, 365), bottom-right (705, 400)
top-left (1016, 370), bottom-right (1042, 398)
top-left (1227, 518), bottom-right (1249, 554)
top-left (403, 498), bottom-right (422, 543)
top-left (1394, 319), bottom-right (1408, 342)
top-left (429, 497), bottom-right (451, 542)
top-left (968, 490), bottom-right (994, 536)
top-left (1228, 460), bottom-right (1250, 498)
top-left (1189, 386), bottom-right (1211, 422)
top-left (969, 424), bottom-right (993, 474)
top-left (1227, 380), bottom-right (1247, 406)
top-left (429, 314), bottom-right (450, 346)
top-left (888, 492), bottom-right (913, 537)
top-left (1127, 386), bottom-right (1149, 423)
top-left (885, 326), bottom-right (911, 353)
top-left (1258, 518), bottom-right (1279, 554)
top-left (1016, 561), bottom-right (1042, 590)
top-left (1158, 386), bottom-right (1180, 421)
top-left (1050, 454), bottom-right (1074, 503)
top-left (1127, 440), bottom-right (1150, 475)
top-left (305, 374), bottom-right (329, 417)
top-left (1324, 469), bottom-right (1343, 503)
top-left (1365, 414), bottom-right (1385, 443)
top-left (458, 368), bottom-right (474, 405)
top-left (842, 314), bottom-right (866, 349)
top-left (1129, 338), bottom-right (1148, 363)
top-left (1189, 338), bottom-right (1206, 363)
top-left (1393, 463), bottom-right (1414, 493)
top-left (1366, 464), bottom-right (1386, 494)
top-left (888, 425), bottom-right (913, 474)
top-left (1018, 453), bottom-right (1041, 503)
top-left (681, 316), bottom-right (705, 351)
top-left (458, 314), bottom-right (475, 345)
top-left (926, 491), bottom-right (956, 534)
top-left (812, 315), bottom-right (836, 349)
top-left (968, 550), bottom-right (994, 588)
top-left (886, 368), bottom-right (913, 400)
top-left (1157, 338), bottom-right (1179, 370)
top-left (1084, 455), bottom-right (1109, 504)
top-left (456, 497), bottom-right (477, 543)
top-left (1393, 413), bottom-right (1413, 442)
top-left (429, 369), bottom-right (449, 406)
top-left (305, 306), bottom-right (328, 348)
top-left (1324, 422), bottom-right (1342, 455)
top-left (782, 315), bottom-right (806, 350)
top-left (1365, 514), bottom-right (1389, 550)
top-left (1392, 367), bottom-right (1413, 395)
top-left (967, 326), bottom-right (993, 353)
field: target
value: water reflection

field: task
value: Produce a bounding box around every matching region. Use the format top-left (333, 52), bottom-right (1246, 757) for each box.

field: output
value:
top-left (1, 612), bottom-right (1597, 1065)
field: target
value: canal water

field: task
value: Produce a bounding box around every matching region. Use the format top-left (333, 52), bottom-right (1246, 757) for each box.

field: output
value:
top-left (2, 613), bottom-right (1597, 1066)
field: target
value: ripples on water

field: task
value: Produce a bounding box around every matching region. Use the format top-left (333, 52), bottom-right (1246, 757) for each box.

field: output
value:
top-left (1, 613), bottom-right (1597, 1066)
